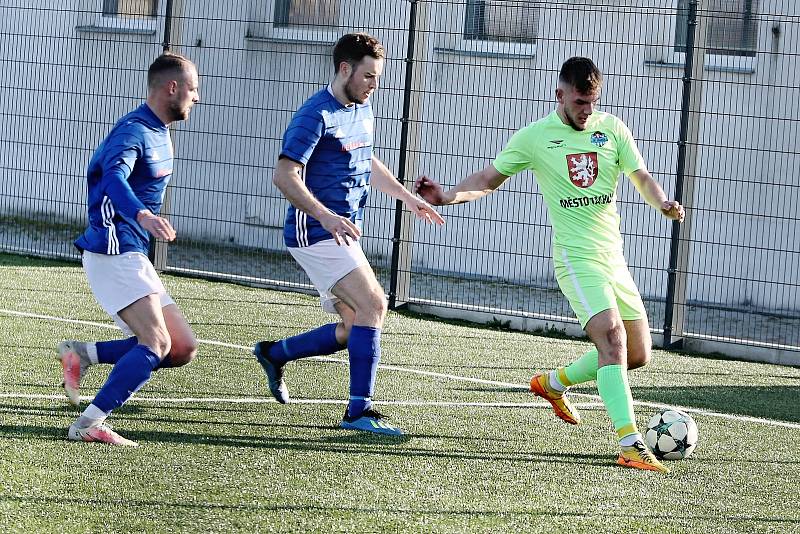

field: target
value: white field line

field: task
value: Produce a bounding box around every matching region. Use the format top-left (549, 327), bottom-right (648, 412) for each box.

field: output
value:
top-left (3, 308), bottom-right (800, 431)
top-left (0, 392), bottom-right (606, 410)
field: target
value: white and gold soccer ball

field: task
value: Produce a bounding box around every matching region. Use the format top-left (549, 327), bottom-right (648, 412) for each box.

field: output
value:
top-left (645, 409), bottom-right (699, 460)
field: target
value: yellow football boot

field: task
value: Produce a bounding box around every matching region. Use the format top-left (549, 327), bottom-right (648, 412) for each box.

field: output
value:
top-left (529, 372), bottom-right (581, 425)
top-left (617, 439), bottom-right (670, 473)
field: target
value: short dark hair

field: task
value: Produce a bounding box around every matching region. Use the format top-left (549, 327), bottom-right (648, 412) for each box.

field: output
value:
top-left (559, 57), bottom-right (603, 93)
top-left (332, 33), bottom-right (385, 73)
top-left (147, 53), bottom-right (195, 90)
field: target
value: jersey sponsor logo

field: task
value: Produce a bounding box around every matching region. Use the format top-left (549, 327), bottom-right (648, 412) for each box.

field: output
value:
top-left (340, 140), bottom-right (370, 152)
top-left (566, 152), bottom-right (598, 188)
top-left (559, 193), bottom-right (613, 209)
top-left (590, 131), bottom-right (608, 147)
top-left (548, 139), bottom-right (564, 149)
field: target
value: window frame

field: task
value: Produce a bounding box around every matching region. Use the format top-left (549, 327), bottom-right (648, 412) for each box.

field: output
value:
top-left (455, 0), bottom-right (540, 57)
top-left (92, 0), bottom-right (161, 32)
top-left (247, 0), bottom-right (341, 44)
top-left (668, 0), bottom-right (759, 72)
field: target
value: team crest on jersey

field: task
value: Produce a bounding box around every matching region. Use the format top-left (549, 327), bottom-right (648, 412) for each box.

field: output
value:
top-left (566, 152), bottom-right (598, 188)
top-left (590, 131), bottom-right (608, 147)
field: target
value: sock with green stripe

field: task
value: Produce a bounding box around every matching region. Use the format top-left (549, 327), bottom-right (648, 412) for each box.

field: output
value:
top-left (549, 348), bottom-right (599, 391)
top-left (596, 363), bottom-right (641, 445)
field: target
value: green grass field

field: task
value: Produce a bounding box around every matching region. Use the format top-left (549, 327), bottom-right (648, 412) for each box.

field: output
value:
top-left (1, 253), bottom-right (798, 533)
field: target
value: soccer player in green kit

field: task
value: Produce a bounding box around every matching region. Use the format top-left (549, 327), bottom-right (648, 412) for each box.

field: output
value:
top-left (415, 57), bottom-right (684, 473)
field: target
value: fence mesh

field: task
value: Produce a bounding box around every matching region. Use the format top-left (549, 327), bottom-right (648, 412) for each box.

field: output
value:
top-left (1, 0), bottom-right (798, 355)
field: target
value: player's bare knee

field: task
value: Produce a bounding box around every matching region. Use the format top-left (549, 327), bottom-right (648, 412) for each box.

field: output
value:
top-left (628, 347), bottom-right (651, 370)
top-left (168, 338), bottom-right (198, 366)
top-left (598, 323), bottom-right (627, 365)
top-left (363, 290), bottom-right (387, 324)
top-left (605, 323), bottom-right (626, 351)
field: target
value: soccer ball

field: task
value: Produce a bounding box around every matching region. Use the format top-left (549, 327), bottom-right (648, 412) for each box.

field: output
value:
top-left (645, 409), bottom-right (699, 460)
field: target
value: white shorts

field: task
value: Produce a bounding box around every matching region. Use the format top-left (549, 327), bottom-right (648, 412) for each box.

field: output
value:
top-left (288, 239), bottom-right (370, 314)
top-left (82, 251), bottom-right (175, 335)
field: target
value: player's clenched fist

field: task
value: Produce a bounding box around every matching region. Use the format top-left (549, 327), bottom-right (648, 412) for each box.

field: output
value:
top-left (414, 175), bottom-right (447, 206)
top-left (660, 200), bottom-right (685, 222)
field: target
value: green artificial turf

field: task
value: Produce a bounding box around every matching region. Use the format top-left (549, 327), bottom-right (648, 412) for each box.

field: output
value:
top-left (1, 254), bottom-right (798, 533)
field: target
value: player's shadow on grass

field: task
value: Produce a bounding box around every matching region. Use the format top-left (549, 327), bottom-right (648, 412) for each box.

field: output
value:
top-left (0, 424), bottom-right (67, 442)
top-left (633, 385), bottom-right (800, 423)
top-left (114, 412), bottom-right (547, 445)
top-left (0, 403), bottom-right (80, 418)
top-left (0, 422), bottom-right (619, 466)
top-left (107, 429), bottom-right (616, 467)
top-left (0, 402), bottom-right (149, 419)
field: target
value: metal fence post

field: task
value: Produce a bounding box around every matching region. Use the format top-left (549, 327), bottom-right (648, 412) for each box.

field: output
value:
top-left (388, 0), bottom-right (429, 309)
top-left (162, 0), bottom-right (174, 51)
top-left (663, 0), bottom-right (707, 347)
top-left (150, 0), bottom-right (177, 269)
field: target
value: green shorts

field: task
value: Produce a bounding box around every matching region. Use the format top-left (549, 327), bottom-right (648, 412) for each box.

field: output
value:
top-left (553, 246), bottom-right (647, 329)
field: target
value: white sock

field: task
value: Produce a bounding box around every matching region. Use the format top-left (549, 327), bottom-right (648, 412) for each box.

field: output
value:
top-left (619, 432), bottom-right (642, 447)
top-left (75, 404), bottom-right (107, 428)
top-left (548, 371), bottom-right (568, 393)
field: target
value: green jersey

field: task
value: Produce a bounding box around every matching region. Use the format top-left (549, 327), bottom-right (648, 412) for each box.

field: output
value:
top-left (492, 110), bottom-right (646, 253)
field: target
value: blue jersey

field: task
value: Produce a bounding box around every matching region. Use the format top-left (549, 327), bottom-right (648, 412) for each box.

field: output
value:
top-left (280, 87), bottom-right (374, 248)
top-left (75, 104), bottom-right (173, 255)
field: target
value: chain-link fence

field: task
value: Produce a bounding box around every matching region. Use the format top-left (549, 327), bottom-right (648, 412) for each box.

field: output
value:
top-left (1, 0), bottom-right (798, 363)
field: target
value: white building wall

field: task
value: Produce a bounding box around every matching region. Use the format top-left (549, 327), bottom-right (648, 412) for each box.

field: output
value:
top-left (1, 0), bottom-right (797, 312)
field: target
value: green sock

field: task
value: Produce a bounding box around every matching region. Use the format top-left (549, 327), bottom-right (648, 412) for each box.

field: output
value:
top-left (596, 364), bottom-right (638, 440)
top-left (557, 348), bottom-right (599, 387)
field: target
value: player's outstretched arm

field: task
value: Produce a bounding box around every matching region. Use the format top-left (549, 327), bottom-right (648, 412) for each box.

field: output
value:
top-left (273, 156), bottom-right (361, 245)
top-left (414, 165), bottom-right (509, 206)
top-left (628, 168), bottom-right (685, 222)
top-left (370, 158), bottom-right (445, 226)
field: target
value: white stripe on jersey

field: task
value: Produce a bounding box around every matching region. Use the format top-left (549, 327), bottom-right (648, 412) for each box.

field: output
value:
top-left (296, 209), bottom-right (308, 247)
top-left (101, 196), bottom-right (119, 255)
top-left (296, 166), bottom-right (309, 247)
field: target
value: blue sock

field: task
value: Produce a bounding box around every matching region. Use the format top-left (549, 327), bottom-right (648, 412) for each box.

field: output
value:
top-left (157, 355), bottom-right (176, 369)
top-left (97, 337), bottom-right (177, 370)
top-left (346, 325), bottom-right (381, 418)
top-left (96, 337), bottom-right (138, 364)
top-left (269, 323), bottom-right (344, 365)
top-left (91, 345), bottom-right (161, 414)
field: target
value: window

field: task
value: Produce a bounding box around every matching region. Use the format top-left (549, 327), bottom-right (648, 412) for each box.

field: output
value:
top-left (274, 0), bottom-right (339, 28)
top-left (103, 0), bottom-right (157, 18)
top-left (464, 0), bottom-right (539, 44)
top-left (675, 0), bottom-right (758, 57)
top-left (78, 0), bottom-right (158, 33)
top-left (246, 0), bottom-right (340, 42)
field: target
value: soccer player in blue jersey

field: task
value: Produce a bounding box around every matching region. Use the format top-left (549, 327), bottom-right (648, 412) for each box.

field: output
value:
top-left (55, 53), bottom-right (201, 446)
top-left (253, 33), bottom-right (444, 436)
